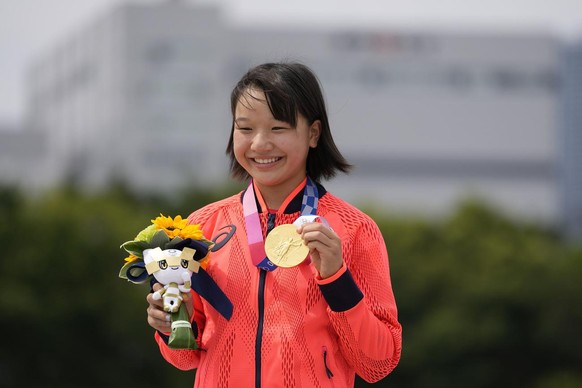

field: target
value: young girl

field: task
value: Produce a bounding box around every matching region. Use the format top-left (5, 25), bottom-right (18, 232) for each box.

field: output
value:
top-left (146, 62), bottom-right (402, 387)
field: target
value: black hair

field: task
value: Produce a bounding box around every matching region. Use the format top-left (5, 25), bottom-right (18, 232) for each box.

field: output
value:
top-left (226, 62), bottom-right (351, 182)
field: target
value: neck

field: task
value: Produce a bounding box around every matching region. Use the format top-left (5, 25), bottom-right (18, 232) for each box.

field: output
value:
top-left (255, 176), bottom-right (307, 211)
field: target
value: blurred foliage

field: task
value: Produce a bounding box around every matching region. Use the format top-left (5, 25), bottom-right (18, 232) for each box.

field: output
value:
top-left (0, 185), bottom-right (581, 387)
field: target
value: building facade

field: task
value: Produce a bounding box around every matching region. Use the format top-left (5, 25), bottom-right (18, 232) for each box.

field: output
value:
top-left (7, 1), bottom-right (578, 235)
top-left (559, 41), bottom-right (582, 239)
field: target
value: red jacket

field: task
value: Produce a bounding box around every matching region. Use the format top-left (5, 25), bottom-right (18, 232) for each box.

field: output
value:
top-left (155, 183), bottom-right (402, 387)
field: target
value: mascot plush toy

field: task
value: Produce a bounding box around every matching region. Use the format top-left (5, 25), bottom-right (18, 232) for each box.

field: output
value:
top-left (144, 247), bottom-right (198, 313)
top-left (119, 215), bottom-right (232, 349)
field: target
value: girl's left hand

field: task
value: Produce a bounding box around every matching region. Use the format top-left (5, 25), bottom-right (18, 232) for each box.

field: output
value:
top-left (298, 222), bottom-right (343, 279)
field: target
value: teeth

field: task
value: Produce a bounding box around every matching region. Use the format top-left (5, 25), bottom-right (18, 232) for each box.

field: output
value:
top-left (254, 157), bottom-right (279, 164)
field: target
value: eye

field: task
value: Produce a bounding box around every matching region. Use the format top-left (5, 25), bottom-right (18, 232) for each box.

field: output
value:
top-left (181, 259), bottom-right (189, 268)
top-left (159, 260), bottom-right (168, 270)
top-left (234, 121), bottom-right (252, 131)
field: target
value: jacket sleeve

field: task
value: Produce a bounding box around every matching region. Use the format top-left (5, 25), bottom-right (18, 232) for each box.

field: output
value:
top-left (316, 218), bottom-right (402, 382)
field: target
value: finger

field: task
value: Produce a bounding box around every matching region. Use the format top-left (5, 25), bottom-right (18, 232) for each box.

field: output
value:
top-left (146, 292), bottom-right (164, 307)
top-left (148, 315), bottom-right (171, 332)
top-left (302, 230), bottom-right (333, 247)
top-left (299, 221), bottom-right (324, 232)
top-left (305, 241), bottom-right (334, 256)
top-left (301, 223), bottom-right (337, 241)
top-left (147, 300), bottom-right (170, 319)
top-left (185, 299), bottom-right (194, 317)
top-left (147, 305), bottom-right (172, 331)
top-left (182, 291), bottom-right (191, 302)
top-left (305, 237), bottom-right (342, 258)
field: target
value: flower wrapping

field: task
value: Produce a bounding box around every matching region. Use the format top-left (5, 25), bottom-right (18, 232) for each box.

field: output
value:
top-left (119, 214), bottom-right (232, 350)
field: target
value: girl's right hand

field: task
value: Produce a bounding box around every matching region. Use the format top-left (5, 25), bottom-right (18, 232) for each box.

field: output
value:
top-left (146, 283), bottom-right (172, 333)
top-left (146, 282), bottom-right (194, 333)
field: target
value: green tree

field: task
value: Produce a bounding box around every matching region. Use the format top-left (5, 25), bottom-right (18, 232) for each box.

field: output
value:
top-left (1, 186), bottom-right (581, 388)
top-left (359, 200), bottom-right (582, 387)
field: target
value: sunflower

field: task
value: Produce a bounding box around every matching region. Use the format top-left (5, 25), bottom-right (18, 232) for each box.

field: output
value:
top-left (152, 214), bottom-right (188, 238)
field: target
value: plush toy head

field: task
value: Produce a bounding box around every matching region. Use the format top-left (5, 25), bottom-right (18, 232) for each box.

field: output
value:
top-left (143, 247), bottom-right (200, 285)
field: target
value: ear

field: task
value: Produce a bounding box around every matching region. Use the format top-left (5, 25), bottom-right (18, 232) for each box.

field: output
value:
top-left (143, 247), bottom-right (163, 264)
top-left (143, 249), bottom-right (154, 264)
top-left (309, 120), bottom-right (321, 148)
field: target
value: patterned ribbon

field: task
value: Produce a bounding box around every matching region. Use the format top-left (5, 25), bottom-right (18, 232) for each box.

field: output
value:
top-left (243, 177), bottom-right (319, 271)
top-left (190, 269), bottom-right (233, 320)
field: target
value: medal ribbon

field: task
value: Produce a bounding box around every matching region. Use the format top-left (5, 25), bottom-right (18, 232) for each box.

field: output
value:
top-left (243, 177), bottom-right (319, 271)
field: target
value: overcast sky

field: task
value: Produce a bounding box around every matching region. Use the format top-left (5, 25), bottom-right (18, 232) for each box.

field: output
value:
top-left (1, 0), bottom-right (582, 125)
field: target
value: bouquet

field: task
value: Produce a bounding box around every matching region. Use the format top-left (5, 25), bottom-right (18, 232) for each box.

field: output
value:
top-left (119, 214), bottom-right (232, 350)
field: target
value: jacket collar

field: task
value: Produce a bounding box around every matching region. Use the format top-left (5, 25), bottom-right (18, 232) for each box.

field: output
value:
top-left (240, 179), bottom-right (327, 214)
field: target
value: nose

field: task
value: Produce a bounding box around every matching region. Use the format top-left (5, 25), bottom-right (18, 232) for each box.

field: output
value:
top-left (251, 130), bottom-right (273, 152)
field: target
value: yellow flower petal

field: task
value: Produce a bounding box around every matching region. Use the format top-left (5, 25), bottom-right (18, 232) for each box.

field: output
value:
top-left (179, 224), bottom-right (204, 240)
top-left (124, 254), bottom-right (139, 263)
top-left (173, 215), bottom-right (188, 229)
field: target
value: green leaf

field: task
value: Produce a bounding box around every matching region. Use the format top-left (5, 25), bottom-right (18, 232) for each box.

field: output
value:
top-left (118, 261), bottom-right (133, 280)
top-left (150, 229), bottom-right (170, 248)
top-left (120, 240), bottom-right (152, 257)
top-left (165, 236), bottom-right (184, 249)
top-left (118, 260), bottom-right (149, 284)
top-left (135, 224), bottom-right (158, 242)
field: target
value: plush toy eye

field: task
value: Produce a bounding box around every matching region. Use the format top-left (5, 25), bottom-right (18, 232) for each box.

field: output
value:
top-left (181, 259), bottom-right (189, 268)
top-left (159, 260), bottom-right (168, 270)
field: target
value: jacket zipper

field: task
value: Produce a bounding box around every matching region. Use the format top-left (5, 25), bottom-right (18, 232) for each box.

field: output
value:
top-left (323, 346), bottom-right (334, 379)
top-left (255, 212), bottom-right (276, 388)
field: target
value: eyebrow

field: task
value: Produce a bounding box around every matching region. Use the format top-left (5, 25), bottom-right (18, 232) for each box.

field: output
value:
top-left (234, 118), bottom-right (251, 127)
top-left (234, 117), bottom-right (292, 127)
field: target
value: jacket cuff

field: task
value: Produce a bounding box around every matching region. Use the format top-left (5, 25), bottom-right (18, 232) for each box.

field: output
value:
top-left (317, 266), bottom-right (364, 312)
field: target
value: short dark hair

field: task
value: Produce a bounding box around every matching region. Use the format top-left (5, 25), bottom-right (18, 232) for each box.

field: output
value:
top-left (226, 62), bottom-right (351, 182)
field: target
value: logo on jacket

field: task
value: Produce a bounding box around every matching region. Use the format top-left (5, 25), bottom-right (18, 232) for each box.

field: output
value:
top-left (211, 225), bottom-right (236, 252)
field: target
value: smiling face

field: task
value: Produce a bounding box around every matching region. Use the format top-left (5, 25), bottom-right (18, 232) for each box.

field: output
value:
top-left (233, 88), bottom-right (320, 207)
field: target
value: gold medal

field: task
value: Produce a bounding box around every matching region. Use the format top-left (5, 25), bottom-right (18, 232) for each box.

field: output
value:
top-left (264, 224), bottom-right (309, 268)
